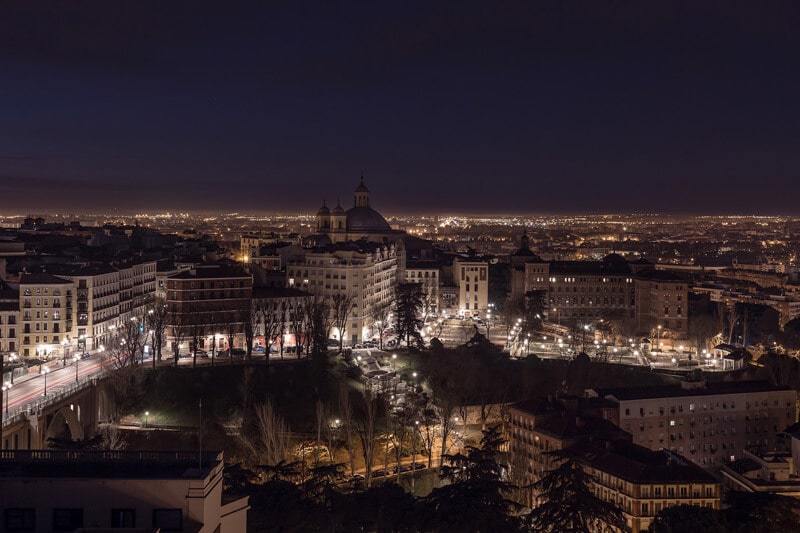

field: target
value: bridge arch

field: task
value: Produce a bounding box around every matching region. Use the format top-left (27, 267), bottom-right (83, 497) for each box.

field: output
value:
top-left (44, 405), bottom-right (85, 444)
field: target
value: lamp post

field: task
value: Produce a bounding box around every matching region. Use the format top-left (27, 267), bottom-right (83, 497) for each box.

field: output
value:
top-left (41, 366), bottom-right (50, 396)
top-left (656, 325), bottom-right (662, 354)
top-left (73, 354), bottom-right (80, 383)
top-left (2, 381), bottom-right (11, 417)
top-left (7, 353), bottom-right (17, 384)
top-left (61, 338), bottom-right (69, 367)
top-left (144, 411), bottom-right (149, 428)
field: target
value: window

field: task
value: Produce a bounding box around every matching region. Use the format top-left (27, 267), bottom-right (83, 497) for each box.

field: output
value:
top-left (53, 509), bottom-right (83, 531)
top-left (153, 509), bottom-right (182, 531)
top-left (5, 509), bottom-right (35, 531)
top-left (111, 509), bottom-right (135, 528)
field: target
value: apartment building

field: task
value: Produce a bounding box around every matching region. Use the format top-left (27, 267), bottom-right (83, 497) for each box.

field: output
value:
top-left (18, 273), bottom-right (73, 359)
top-left (166, 264), bottom-right (253, 352)
top-left (588, 380), bottom-right (797, 468)
top-left (0, 280), bottom-right (18, 357)
top-left (286, 242), bottom-right (398, 344)
top-left (454, 257), bottom-right (489, 317)
top-left (507, 397), bottom-right (720, 533)
top-left (524, 254), bottom-right (638, 324)
top-left (404, 260), bottom-right (440, 318)
top-left (0, 450), bottom-right (248, 532)
top-left (575, 440), bottom-right (721, 533)
top-left (634, 270), bottom-right (690, 335)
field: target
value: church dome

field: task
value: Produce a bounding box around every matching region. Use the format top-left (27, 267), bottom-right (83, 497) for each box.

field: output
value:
top-left (317, 203), bottom-right (330, 216)
top-left (346, 206), bottom-right (391, 232)
top-left (332, 201), bottom-right (345, 215)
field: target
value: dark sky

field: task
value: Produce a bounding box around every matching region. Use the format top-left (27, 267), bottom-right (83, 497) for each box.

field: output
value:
top-left (2, 1), bottom-right (800, 215)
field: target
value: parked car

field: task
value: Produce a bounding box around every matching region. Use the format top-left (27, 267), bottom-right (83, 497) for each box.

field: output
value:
top-left (373, 468), bottom-right (389, 478)
top-left (80, 352), bottom-right (91, 359)
top-left (216, 350), bottom-right (230, 357)
top-left (253, 345), bottom-right (266, 353)
top-left (231, 348), bottom-right (246, 357)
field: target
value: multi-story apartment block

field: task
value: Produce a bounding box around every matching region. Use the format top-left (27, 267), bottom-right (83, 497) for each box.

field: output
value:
top-left (0, 280), bottom-right (19, 358)
top-left (588, 380), bottom-right (797, 468)
top-left (575, 440), bottom-right (721, 533)
top-left (507, 397), bottom-right (720, 533)
top-left (19, 272), bottom-right (73, 358)
top-left (524, 254), bottom-right (637, 324)
top-left (454, 258), bottom-right (489, 318)
top-left (635, 270), bottom-right (690, 336)
top-left (166, 264), bottom-right (253, 352)
top-left (403, 260), bottom-right (440, 319)
top-left (287, 242), bottom-right (398, 344)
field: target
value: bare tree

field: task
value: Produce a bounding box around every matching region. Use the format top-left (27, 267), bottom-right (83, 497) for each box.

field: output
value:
top-left (338, 385), bottom-right (356, 476)
top-left (257, 299), bottom-right (281, 362)
top-left (315, 399), bottom-right (327, 466)
top-left (726, 303), bottom-right (741, 345)
top-left (371, 298), bottom-right (393, 350)
top-left (254, 401), bottom-right (292, 466)
top-left (354, 389), bottom-right (382, 487)
top-left (100, 423), bottom-right (126, 450)
top-left (168, 306), bottom-right (189, 366)
top-left (187, 313), bottom-right (206, 368)
top-left (145, 295), bottom-right (169, 369)
top-left (331, 293), bottom-right (356, 353)
top-left (239, 300), bottom-right (259, 363)
top-left (290, 301), bottom-right (309, 358)
top-left (435, 390), bottom-right (459, 468)
top-left (223, 310), bottom-right (239, 366)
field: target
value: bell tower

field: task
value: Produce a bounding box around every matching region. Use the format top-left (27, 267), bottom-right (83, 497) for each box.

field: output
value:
top-left (354, 176), bottom-right (369, 207)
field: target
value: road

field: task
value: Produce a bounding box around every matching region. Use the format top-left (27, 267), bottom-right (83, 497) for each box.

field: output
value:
top-left (2, 354), bottom-right (114, 420)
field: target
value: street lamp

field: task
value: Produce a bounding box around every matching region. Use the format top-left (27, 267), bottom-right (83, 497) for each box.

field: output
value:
top-left (41, 366), bottom-right (50, 396)
top-left (2, 381), bottom-right (11, 417)
top-left (73, 354), bottom-right (80, 382)
top-left (61, 338), bottom-right (69, 367)
top-left (656, 325), bottom-right (662, 353)
top-left (7, 353), bottom-right (17, 384)
top-left (144, 411), bottom-right (149, 428)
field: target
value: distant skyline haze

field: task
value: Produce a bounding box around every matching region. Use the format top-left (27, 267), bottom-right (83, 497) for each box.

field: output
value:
top-left (2, 2), bottom-right (800, 214)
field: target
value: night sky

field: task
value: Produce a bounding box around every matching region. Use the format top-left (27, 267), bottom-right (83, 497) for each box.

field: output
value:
top-left (2, 1), bottom-right (800, 215)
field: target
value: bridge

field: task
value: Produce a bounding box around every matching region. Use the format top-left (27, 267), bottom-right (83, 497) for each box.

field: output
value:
top-left (2, 357), bottom-right (115, 450)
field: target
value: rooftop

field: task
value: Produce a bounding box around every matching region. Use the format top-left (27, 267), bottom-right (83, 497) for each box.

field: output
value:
top-left (592, 380), bottom-right (793, 402)
top-left (19, 272), bottom-right (72, 285)
top-left (0, 450), bottom-right (221, 480)
top-left (572, 440), bottom-right (718, 485)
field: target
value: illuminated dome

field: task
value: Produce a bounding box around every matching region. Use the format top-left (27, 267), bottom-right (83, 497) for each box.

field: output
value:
top-left (346, 206), bottom-right (391, 232)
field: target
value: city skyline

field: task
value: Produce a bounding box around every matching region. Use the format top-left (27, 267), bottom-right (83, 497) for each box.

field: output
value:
top-left (3, 2), bottom-right (800, 214)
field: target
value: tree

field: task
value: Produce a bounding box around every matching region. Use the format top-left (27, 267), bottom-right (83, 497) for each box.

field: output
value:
top-left (395, 282), bottom-right (424, 349)
top-left (353, 389), bottom-right (383, 487)
top-left (187, 312), bottom-right (206, 368)
top-left (239, 300), bottom-right (259, 363)
top-left (168, 305), bottom-right (189, 366)
top-left (528, 452), bottom-right (625, 533)
top-left (257, 299), bottom-right (281, 363)
top-left (690, 313), bottom-right (719, 358)
top-left (338, 384), bottom-right (356, 476)
top-left (253, 401), bottom-right (293, 466)
top-left (424, 426), bottom-right (521, 532)
top-left (371, 297), bottom-right (393, 351)
top-left (223, 309), bottom-right (239, 366)
top-left (145, 295), bottom-right (169, 368)
top-left (331, 292), bottom-right (356, 353)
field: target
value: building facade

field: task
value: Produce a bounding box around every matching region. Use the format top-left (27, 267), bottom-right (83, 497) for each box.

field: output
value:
top-left (166, 264), bottom-right (254, 353)
top-left (634, 271), bottom-right (690, 336)
top-left (524, 254), bottom-right (637, 325)
top-left (19, 273), bottom-right (73, 359)
top-left (403, 261), bottom-right (440, 319)
top-left (454, 258), bottom-right (489, 317)
top-left (287, 242), bottom-right (398, 343)
top-left (589, 380), bottom-right (797, 468)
